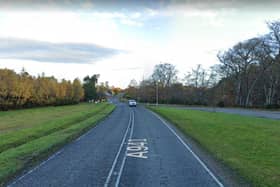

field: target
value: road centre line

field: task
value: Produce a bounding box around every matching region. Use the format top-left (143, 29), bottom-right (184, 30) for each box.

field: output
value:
top-left (115, 110), bottom-right (135, 187)
top-left (104, 110), bottom-right (132, 187)
top-left (150, 111), bottom-right (224, 187)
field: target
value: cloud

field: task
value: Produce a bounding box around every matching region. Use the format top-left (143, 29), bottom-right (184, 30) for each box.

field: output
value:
top-left (91, 11), bottom-right (143, 27)
top-left (130, 12), bottom-right (141, 19)
top-left (112, 67), bottom-right (143, 71)
top-left (182, 9), bottom-right (225, 27)
top-left (1, 0), bottom-right (280, 12)
top-left (145, 8), bottom-right (159, 16)
top-left (120, 19), bottom-right (143, 27)
top-left (0, 38), bottom-right (122, 63)
top-left (168, 0), bottom-right (280, 10)
top-left (0, 0), bottom-right (160, 12)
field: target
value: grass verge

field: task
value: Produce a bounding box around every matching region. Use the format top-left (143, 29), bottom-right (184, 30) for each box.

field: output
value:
top-left (0, 104), bottom-right (108, 153)
top-left (0, 103), bottom-right (115, 186)
top-left (148, 106), bottom-right (280, 187)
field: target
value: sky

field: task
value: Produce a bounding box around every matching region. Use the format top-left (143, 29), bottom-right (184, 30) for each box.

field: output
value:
top-left (0, 0), bottom-right (280, 88)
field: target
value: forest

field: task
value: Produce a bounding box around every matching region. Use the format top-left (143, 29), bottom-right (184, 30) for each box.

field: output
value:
top-left (125, 21), bottom-right (280, 108)
top-left (0, 69), bottom-right (84, 110)
top-left (0, 69), bottom-right (110, 110)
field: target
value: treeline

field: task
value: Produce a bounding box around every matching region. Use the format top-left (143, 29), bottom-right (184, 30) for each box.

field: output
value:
top-left (83, 76), bottom-right (121, 101)
top-left (217, 21), bottom-right (280, 107)
top-left (125, 63), bottom-right (218, 105)
top-left (0, 68), bottom-right (120, 110)
top-left (125, 21), bottom-right (280, 108)
top-left (0, 69), bottom-right (84, 110)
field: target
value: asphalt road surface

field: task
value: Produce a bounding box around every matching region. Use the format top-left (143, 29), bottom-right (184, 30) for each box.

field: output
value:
top-left (8, 100), bottom-right (227, 187)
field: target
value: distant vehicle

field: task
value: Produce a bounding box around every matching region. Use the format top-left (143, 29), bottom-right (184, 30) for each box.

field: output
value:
top-left (128, 99), bottom-right (137, 107)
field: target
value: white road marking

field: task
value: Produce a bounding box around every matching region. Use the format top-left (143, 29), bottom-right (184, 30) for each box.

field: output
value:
top-left (150, 111), bottom-right (224, 187)
top-left (127, 146), bottom-right (142, 151)
top-left (104, 110), bottom-right (132, 187)
top-left (128, 139), bottom-right (147, 142)
top-left (115, 110), bottom-right (135, 187)
top-left (126, 151), bottom-right (148, 159)
top-left (7, 149), bottom-right (63, 187)
top-left (126, 139), bottom-right (148, 159)
top-left (10, 109), bottom-right (110, 186)
top-left (75, 128), bottom-right (93, 142)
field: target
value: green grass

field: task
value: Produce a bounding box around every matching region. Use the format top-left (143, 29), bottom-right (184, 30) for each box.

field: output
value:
top-left (148, 106), bottom-right (280, 187)
top-left (0, 103), bottom-right (106, 133)
top-left (0, 103), bottom-right (109, 153)
top-left (0, 103), bottom-right (115, 186)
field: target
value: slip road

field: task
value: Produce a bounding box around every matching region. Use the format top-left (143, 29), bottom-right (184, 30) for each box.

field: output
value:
top-left (8, 100), bottom-right (224, 187)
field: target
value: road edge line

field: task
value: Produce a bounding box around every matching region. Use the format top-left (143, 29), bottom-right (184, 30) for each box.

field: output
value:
top-left (7, 105), bottom-right (116, 187)
top-left (149, 110), bottom-right (224, 187)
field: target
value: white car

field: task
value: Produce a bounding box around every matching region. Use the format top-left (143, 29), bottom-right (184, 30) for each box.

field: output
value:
top-left (128, 99), bottom-right (137, 107)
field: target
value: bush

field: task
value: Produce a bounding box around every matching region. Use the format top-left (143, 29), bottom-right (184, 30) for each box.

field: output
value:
top-left (265, 104), bottom-right (280, 109)
top-left (217, 101), bottom-right (225, 107)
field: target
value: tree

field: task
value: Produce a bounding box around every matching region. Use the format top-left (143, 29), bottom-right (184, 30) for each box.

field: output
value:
top-left (123, 21), bottom-right (280, 108)
top-left (185, 64), bottom-right (214, 88)
top-left (111, 87), bottom-right (122, 95)
top-left (0, 69), bottom-right (17, 109)
top-left (217, 38), bottom-right (264, 106)
top-left (16, 69), bottom-right (33, 107)
top-left (83, 74), bottom-right (99, 101)
top-left (151, 63), bottom-right (178, 87)
top-left (128, 79), bottom-right (138, 88)
top-left (72, 78), bottom-right (84, 103)
top-left (96, 82), bottom-right (109, 100)
top-left (262, 21), bottom-right (280, 106)
top-left (216, 21), bottom-right (280, 107)
top-left (0, 68), bottom-right (86, 110)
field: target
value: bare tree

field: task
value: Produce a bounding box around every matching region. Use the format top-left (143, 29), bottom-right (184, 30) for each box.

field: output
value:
top-left (151, 63), bottom-right (178, 87)
top-left (128, 79), bottom-right (138, 88)
top-left (218, 37), bottom-right (265, 106)
top-left (184, 64), bottom-right (218, 88)
top-left (262, 21), bottom-right (280, 106)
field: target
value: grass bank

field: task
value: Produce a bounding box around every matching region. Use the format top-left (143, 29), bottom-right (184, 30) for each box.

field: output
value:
top-left (148, 106), bottom-right (280, 187)
top-left (0, 103), bottom-right (115, 186)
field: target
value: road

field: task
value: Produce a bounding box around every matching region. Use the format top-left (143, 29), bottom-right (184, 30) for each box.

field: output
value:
top-left (8, 101), bottom-right (227, 187)
top-left (170, 106), bottom-right (280, 120)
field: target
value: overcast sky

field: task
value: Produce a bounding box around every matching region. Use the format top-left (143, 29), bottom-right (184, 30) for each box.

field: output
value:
top-left (0, 0), bottom-right (280, 88)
